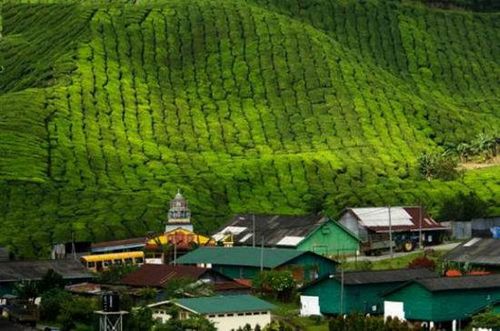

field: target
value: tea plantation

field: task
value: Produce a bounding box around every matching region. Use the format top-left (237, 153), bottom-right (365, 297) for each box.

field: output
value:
top-left (0, 0), bottom-right (499, 257)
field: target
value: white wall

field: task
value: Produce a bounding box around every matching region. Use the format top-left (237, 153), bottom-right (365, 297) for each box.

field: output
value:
top-left (339, 213), bottom-right (361, 238)
top-left (152, 308), bottom-right (172, 324)
top-left (300, 295), bottom-right (321, 316)
top-left (205, 311), bottom-right (271, 331)
top-left (384, 301), bottom-right (405, 321)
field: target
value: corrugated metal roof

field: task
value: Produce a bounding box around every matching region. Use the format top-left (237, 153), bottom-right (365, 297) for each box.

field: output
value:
top-left (445, 238), bottom-right (500, 266)
top-left (416, 274), bottom-right (500, 291)
top-left (276, 236), bottom-right (305, 246)
top-left (175, 295), bottom-right (274, 314)
top-left (212, 214), bottom-right (327, 247)
top-left (176, 246), bottom-right (328, 269)
top-left (91, 237), bottom-right (146, 253)
top-left (0, 260), bottom-right (94, 282)
top-left (352, 208), bottom-right (413, 227)
top-left (347, 207), bottom-right (447, 233)
top-left (338, 268), bottom-right (437, 285)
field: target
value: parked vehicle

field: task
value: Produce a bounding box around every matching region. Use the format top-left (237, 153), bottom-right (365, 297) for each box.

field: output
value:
top-left (3, 300), bottom-right (39, 327)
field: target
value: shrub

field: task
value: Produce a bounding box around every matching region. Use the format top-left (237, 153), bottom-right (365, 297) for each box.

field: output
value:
top-left (418, 152), bottom-right (458, 181)
top-left (253, 270), bottom-right (296, 302)
top-left (40, 288), bottom-right (72, 321)
top-left (408, 256), bottom-right (436, 270)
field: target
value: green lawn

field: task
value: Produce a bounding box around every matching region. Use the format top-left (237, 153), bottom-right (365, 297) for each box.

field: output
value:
top-left (342, 249), bottom-right (449, 271)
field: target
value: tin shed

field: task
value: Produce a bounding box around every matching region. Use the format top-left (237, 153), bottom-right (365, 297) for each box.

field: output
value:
top-left (384, 274), bottom-right (500, 323)
top-left (299, 268), bottom-right (436, 316)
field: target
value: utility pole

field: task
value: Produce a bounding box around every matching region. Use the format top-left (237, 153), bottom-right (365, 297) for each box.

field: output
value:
top-left (252, 214), bottom-right (256, 248)
top-left (340, 266), bottom-right (344, 315)
top-left (418, 204), bottom-right (423, 250)
top-left (260, 237), bottom-right (264, 272)
top-left (388, 206), bottom-right (393, 258)
top-left (72, 231), bottom-right (77, 261)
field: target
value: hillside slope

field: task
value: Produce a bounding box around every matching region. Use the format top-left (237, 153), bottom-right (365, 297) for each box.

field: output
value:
top-left (0, 0), bottom-right (499, 257)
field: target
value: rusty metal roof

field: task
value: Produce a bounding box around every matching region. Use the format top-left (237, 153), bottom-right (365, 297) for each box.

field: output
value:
top-left (345, 207), bottom-right (448, 233)
top-left (120, 264), bottom-right (212, 287)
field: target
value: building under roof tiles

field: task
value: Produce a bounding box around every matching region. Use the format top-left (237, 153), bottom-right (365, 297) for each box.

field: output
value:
top-left (299, 268), bottom-right (436, 316)
top-left (176, 246), bottom-right (337, 281)
top-left (212, 214), bottom-right (360, 256)
top-left (444, 238), bottom-right (500, 269)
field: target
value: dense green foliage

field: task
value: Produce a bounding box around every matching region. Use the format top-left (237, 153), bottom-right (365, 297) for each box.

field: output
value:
top-left (0, 0), bottom-right (499, 257)
top-left (329, 314), bottom-right (420, 331)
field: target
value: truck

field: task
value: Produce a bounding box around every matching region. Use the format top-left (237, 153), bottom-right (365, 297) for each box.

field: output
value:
top-left (4, 300), bottom-right (39, 327)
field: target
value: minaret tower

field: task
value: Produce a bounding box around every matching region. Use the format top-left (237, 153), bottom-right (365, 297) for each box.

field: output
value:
top-left (165, 190), bottom-right (193, 233)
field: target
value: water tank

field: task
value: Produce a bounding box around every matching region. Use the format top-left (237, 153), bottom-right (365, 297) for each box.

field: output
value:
top-left (102, 292), bottom-right (120, 312)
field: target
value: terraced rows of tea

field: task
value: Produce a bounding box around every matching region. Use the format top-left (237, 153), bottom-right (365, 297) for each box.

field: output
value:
top-left (0, 0), bottom-right (499, 257)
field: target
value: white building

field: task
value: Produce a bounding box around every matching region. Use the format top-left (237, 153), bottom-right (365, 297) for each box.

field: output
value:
top-left (148, 295), bottom-right (274, 331)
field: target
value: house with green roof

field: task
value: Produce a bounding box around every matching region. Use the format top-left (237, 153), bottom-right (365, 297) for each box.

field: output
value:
top-left (383, 274), bottom-right (500, 330)
top-left (147, 295), bottom-right (274, 331)
top-left (175, 246), bottom-right (338, 281)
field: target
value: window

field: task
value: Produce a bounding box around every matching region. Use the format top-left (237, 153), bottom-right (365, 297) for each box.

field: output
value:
top-left (87, 262), bottom-right (95, 268)
top-left (253, 312), bottom-right (260, 315)
top-left (245, 312), bottom-right (252, 315)
top-left (226, 313), bottom-right (233, 317)
top-left (237, 313), bottom-right (244, 316)
top-left (217, 314), bottom-right (224, 317)
top-left (114, 259), bottom-right (122, 265)
top-left (135, 257), bottom-right (144, 263)
top-left (103, 260), bottom-right (112, 266)
top-left (124, 258), bottom-right (133, 264)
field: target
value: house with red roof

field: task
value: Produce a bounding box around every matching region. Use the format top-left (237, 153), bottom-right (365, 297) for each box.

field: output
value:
top-left (120, 264), bottom-right (250, 295)
top-left (339, 207), bottom-right (448, 254)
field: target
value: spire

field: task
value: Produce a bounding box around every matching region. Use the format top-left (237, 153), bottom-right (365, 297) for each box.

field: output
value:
top-left (168, 189), bottom-right (191, 223)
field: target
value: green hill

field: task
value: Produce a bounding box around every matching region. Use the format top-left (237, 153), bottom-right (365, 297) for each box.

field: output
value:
top-left (0, 0), bottom-right (499, 257)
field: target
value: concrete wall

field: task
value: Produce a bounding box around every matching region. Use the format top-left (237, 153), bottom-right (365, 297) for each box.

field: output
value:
top-left (205, 311), bottom-right (271, 331)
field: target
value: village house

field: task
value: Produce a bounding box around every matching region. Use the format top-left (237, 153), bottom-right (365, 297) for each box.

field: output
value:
top-left (383, 274), bottom-right (500, 331)
top-left (212, 214), bottom-right (360, 256)
top-left (299, 268), bottom-right (436, 316)
top-left (444, 237), bottom-right (500, 272)
top-left (120, 264), bottom-right (250, 296)
top-left (175, 246), bottom-right (337, 282)
top-left (0, 260), bottom-right (94, 296)
top-left (339, 207), bottom-right (448, 254)
top-left (147, 295), bottom-right (274, 330)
